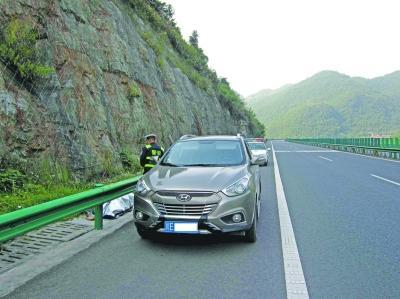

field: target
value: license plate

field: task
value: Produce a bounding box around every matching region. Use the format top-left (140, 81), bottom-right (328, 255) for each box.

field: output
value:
top-left (164, 221), bottom-right (199, 233)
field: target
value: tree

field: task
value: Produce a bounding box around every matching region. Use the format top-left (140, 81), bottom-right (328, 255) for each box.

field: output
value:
top-left (148, 0), bottom-right (175, 24)
top-left (189, 30), bottom-right (199, 48)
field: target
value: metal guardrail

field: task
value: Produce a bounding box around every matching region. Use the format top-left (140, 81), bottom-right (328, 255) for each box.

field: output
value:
top-left (287, 138), bottom-right (400, 159)
top-left (0, 175), bottom-right (141, 244)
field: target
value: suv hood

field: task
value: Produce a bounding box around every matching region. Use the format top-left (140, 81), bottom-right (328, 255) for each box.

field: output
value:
top-left (146, 165), bottom-right (248, 192)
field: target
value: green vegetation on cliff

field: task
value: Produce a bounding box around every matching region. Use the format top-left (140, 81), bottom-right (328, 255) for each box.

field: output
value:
top-left (247, 71), bottom-right (400, 138)
top-left (0, 19), bottom-right (53, 81)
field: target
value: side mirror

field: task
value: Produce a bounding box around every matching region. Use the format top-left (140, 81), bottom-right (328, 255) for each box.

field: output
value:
top-left (251, 156), bottom-right (266, 166)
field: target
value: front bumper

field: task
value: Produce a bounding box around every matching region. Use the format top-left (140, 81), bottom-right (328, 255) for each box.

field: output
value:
top-left (133, 190), bottom-right (256, 234)
top-left (254, 153), bottom-right (268, 163)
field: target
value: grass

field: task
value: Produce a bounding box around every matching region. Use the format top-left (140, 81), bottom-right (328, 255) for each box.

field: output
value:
top-left (0, 184), bottom-right (86, 214)
top-left (0, 171), bottom-right (141, 215)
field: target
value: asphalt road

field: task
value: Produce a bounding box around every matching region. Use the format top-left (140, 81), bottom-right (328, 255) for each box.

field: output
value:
top-left (6, 141), bottom-right (400, 298)
top-left (272, 141), bottom-right (400, 298)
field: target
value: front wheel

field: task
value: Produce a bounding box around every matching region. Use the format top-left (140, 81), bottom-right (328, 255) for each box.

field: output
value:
top-left (135, 223), bottom-right (151, 239)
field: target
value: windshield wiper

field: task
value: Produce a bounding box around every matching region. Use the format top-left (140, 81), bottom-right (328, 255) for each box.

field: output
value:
top-left (183, 163), bottom-right (221, 167)
top-left (160, 162), bottom-right (180, 167)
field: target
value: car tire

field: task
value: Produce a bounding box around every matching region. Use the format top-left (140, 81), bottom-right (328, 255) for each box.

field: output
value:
top-left (135, 223), bottom-right (151, 239)
top-left (244, 214), bottom-right (257, 243)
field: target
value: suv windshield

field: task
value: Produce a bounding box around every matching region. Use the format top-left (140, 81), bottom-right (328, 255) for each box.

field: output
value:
top-left (161, 140), bottom-right (245, 166)
top-left (248, 142), bottom-right (266, 150)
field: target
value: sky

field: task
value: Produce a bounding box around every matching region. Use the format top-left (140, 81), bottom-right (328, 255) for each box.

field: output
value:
top-left (164, 0), bottom-right (400, 97)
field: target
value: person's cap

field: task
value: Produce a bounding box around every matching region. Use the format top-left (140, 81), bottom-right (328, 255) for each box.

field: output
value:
top-left (145, 134), bottom-right (157, 140)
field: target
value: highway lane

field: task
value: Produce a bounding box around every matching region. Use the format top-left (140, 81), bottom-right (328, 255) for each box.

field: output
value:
top-left (6, 163), bottom-right (286, 299)
top-left (273, 141), bottom-right (400, 298)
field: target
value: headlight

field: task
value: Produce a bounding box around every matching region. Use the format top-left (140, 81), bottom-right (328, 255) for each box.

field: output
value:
top-left (222, 176), bottom-right (250, 197)
top-left (136, 178), bottom-right (151, 195)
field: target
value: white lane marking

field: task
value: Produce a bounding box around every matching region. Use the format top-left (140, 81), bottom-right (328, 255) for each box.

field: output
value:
top-left (318, 156), bottom-right (333, 162)
top-left (271, 142), bottom-right (309, 299)
top-left (370, 174), bottom-right (400, 186)
top-left (275, 150), bottom-right (335, 153)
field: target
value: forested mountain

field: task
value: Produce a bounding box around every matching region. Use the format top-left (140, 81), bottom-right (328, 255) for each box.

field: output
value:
top-left (247, 71), bottom-right (400, 138)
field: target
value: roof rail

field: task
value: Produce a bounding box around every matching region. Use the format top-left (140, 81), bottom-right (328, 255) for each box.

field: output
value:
top-left (245, 137), bottom-right (266, 142)
top-left (179, 134), bottom-right (196, 140)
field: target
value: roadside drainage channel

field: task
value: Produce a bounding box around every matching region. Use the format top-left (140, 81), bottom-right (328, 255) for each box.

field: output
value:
top-left (0, 220), bottom-right (93, 274)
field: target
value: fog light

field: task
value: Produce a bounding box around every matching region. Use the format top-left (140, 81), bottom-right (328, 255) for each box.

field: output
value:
top-left (232, 213), bottom-right (242, 223)
top-left (135, 211), bottom-right (144, 220)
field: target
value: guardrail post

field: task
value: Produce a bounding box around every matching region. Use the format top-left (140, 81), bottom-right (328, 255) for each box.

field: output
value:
top-left (94, 183), bottom-right (104, 230)
top-left (94, 205), bottom-right (103, 230)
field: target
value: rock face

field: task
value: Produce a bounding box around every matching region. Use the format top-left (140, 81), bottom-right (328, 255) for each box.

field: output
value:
top-left (0, 0), bottom-right (257, 177)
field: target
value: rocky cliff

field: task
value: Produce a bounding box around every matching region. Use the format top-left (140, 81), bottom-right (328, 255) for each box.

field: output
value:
top-left (0, 0), bottom-right (263, 179)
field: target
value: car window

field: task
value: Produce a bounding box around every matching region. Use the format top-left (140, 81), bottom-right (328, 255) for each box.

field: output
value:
top-left (248, 142), bottom-right (266, 150)
top-left (161, 140), bottom-right (245, 166)
top-left (244, 141), bottom-right (253, 160)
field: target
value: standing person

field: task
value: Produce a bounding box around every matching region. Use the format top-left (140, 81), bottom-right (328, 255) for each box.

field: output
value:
top-left (140, 134), bottom-right (165, 174)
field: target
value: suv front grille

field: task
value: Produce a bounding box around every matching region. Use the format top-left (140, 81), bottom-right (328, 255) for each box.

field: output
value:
top-left (153, 202), bottom-right (217, 216)
top-left (156, 191), bottom-right (214, 197)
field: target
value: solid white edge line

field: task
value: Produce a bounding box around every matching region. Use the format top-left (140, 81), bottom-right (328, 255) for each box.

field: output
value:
top-left (295, 150), bottom-right (335, 153)
top-left (318, 156), bottom-right (333, 162)
top-left (274, 150), bottom-right (335, 153)
top-left (272, 142), bottom-right (309, 299)
top-left (370, 174), bottom-right (400, 186)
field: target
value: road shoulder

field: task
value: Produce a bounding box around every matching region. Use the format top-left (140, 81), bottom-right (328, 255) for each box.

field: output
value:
top-left (0, 215), bottom-right (133, 297)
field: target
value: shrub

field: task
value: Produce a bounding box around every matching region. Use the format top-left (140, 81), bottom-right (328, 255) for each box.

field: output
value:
top-left (119, 150), bottom-right (141, 173)
top-left (141, 31), bottom-right (164, 56)
top-left (140, 31), bottom-right (165, 68)
top-left (168, 55), bottom-right (209, 90)
top-left (100, 150), bottom-right (120, 178)
top-left (129, 82), bottom-right (141, 99)
top-left (218, 82), bottom-right (240, 103)
top-left (0, 169), bottom-right (26, 193)
top-left (128, 0), bottom-right (174, 30)
top-left (0, 19), bottom-right (53, 81)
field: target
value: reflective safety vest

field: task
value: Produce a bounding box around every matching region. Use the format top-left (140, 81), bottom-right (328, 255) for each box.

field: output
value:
top-left (140, 143), bottom-right (164, 173)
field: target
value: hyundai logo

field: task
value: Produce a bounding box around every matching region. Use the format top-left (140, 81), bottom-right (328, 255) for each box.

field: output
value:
top-left (176, 193), bottom-right (192, 202)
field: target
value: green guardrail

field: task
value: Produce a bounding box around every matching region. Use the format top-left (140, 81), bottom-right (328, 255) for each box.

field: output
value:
top-left (286, 137), bottom-right (400, 159)
top-left (0, 175), bottom-right (141, 244)
top-left (287, 137), bottom-right (400, 149)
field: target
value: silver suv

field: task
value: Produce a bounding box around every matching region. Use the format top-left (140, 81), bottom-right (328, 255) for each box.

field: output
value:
top-left (133, 135), bottom-right (265, 242)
